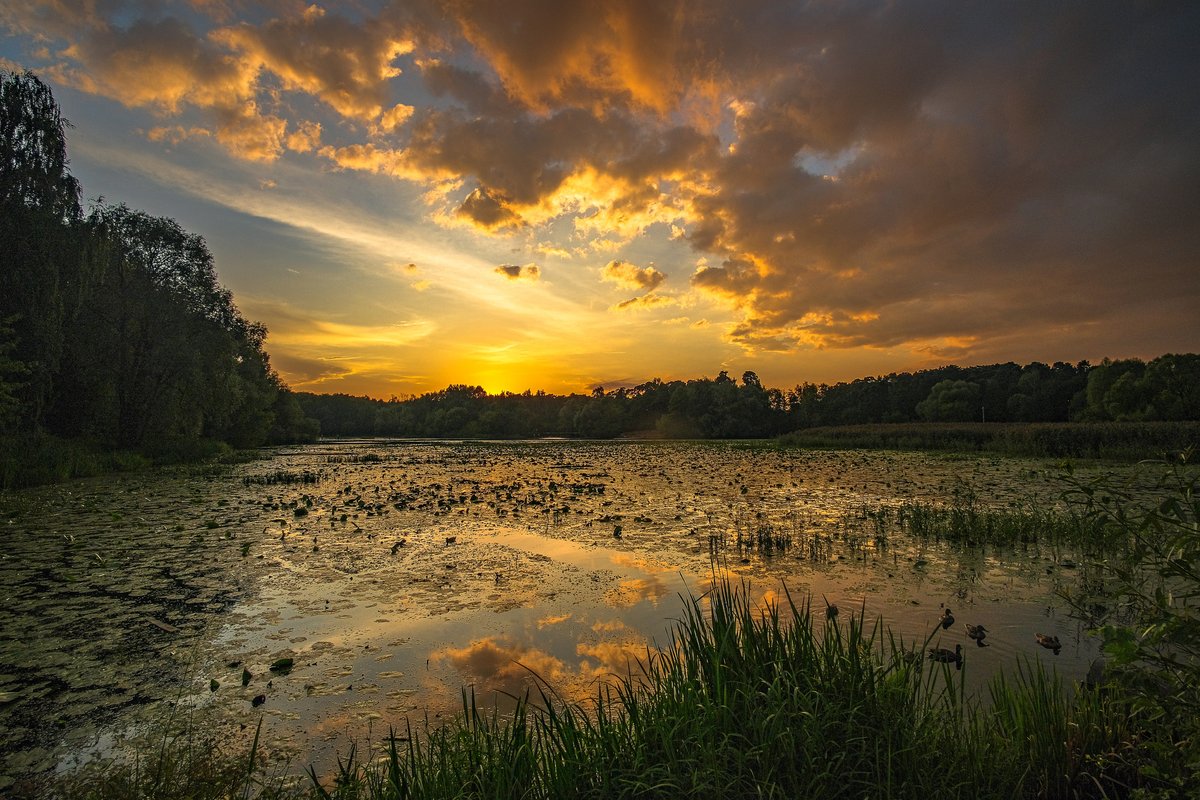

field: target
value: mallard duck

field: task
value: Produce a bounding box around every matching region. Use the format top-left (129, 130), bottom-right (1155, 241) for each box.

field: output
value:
top-left (1035, 633), bottom-right (1061, 653)
top-left (965, 623), bottom-right (988, 641)
top-left (939, 608), bottom-right (955, 629)
top-left (927, 643), bottom-right (962, 664)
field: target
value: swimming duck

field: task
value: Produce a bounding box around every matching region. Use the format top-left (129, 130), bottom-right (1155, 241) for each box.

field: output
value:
top-left (823, 595), bottom-right (839, 621)
top-left (1035, 633), bottom-right (1061, 653)
top-left (965, 623), bottom-right (988, 641)
top-left (927, 644), bottom-right (963, 667)
top-left (939, 608), bottom-right (955, 629)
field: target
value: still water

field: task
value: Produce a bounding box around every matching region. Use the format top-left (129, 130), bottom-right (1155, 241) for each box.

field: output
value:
top-left (0, 441), bottom-right (1142, 786)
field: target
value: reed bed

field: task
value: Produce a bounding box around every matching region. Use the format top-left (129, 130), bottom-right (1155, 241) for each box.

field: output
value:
top-left (852, 490), bottom-right (1108, 551)
top-left (777, 421), bottom-right (1200, 462)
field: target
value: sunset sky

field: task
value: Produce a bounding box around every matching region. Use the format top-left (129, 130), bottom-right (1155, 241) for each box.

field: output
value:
top-left (2, 1), bottom-right (1197, 398)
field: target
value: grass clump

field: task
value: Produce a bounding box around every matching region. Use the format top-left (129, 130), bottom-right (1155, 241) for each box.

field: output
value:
top-left (860, 488), bottom-right (1105, 549)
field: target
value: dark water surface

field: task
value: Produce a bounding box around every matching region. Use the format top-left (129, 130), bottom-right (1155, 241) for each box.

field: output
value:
top-left (0, 441), bottom-right (1145, 787)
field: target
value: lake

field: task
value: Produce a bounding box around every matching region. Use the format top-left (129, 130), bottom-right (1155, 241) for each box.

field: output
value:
top-left (0, 440), bottom-right (1145, 788)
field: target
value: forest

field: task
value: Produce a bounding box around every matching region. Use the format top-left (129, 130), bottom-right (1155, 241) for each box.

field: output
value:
top-left (297, 355), bottom-right (1200, 440)
top-left (1, 70), bottom-right (318, 484)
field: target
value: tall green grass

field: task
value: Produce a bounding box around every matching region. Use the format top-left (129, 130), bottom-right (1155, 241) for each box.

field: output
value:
top-left (303, 580), bottom-right (1145, 799)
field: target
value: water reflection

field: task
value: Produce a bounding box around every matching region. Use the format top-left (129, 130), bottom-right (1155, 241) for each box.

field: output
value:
top-left (0, 442), bottom-right (1146, 786)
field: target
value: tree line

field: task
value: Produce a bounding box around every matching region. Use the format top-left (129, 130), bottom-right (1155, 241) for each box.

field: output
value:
top-left (0, 70), bottom-right (318, 467)
top-left (296, 355), bottom-right (1200, 440)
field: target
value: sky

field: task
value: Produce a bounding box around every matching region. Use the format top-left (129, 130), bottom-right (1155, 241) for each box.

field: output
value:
top-left (2, 1), bottom-right (1198, 398)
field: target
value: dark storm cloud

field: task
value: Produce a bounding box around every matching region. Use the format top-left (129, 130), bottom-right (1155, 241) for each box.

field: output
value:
top-left (7, 0), bottom-right (1198, 358)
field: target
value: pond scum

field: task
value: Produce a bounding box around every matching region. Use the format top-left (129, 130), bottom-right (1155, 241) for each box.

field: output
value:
top-left (43, 464), bottom-right (1200, 799)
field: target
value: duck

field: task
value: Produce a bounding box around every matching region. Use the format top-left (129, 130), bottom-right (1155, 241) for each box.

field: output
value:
top-left (965, 623), bottom-right (988, 642)
top-left (1035, 633), bottom-right (1062, 653)
top-left (939, 608), bottom-right (955, 629)
top-left (927, 644), bottom-right (963, 666)
top-left (823, 595), bottom-right (839, 621)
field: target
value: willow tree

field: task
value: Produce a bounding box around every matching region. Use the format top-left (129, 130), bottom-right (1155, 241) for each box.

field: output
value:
top-left (0, 70), bottom-right (84, 428)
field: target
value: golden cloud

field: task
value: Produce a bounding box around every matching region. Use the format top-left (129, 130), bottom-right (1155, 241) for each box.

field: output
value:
top-left (456, 187), bottom-right (523, 230)
top-left (446, 0), bottom-right (687, 113)
top-left (285, 120), bottom-right (321, 153)
top-left (600, 260), bottom-right (666, 291)
top-left (212, 100), bottom-right (287, 161)
top-left (377, 102), bottom-right (415, 132)
top-left (210, 9), bottom-right (413, 122)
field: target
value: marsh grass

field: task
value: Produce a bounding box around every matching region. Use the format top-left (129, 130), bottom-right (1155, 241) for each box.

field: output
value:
top-left (852, 486), bottom-right (1107, 550)
top-left (777, 421), bottom-right (1200, 462)
top-left (731, 510), bottom-right (794, 555)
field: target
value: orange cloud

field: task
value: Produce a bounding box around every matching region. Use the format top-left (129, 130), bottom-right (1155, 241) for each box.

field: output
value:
top-left (445, 0), bottom-right (687, 113)
top-left (286, 120), bottom-right (321, 153)
top-left (210, 8), bottom-right (413, 122)
top-left (6, 0), bottom-right (1196, 363)
top-left (456, 187), bottom-right (523, 230)
top-left (601, 260), bottom-right (665, 291)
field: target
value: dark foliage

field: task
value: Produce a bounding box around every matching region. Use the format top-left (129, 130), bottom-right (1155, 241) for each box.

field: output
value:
top-left (298, 357), bottom-right (1200, 443)
top-left (0, 71), bottom-right (317, 486)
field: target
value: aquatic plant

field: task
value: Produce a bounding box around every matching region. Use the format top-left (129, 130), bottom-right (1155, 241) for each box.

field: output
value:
top-left (243, 470), bottom-right (323, 486)
top-left (856, 490), bottom-right (1103, 550)
top-left (1058, 458), bottom-right (1200, 786)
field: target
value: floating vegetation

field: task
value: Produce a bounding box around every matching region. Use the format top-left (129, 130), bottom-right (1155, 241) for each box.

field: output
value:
top-left (269, 658), bottom-right (294, 675)
top-left (242, 470), bottom-right (322, 486)
top-left (323, 453), bottom-right (396, 464)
